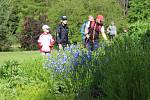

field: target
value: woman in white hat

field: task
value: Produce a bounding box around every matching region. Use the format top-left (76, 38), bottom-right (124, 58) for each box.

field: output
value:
top-left (38, 25), bottom-right (55, 57)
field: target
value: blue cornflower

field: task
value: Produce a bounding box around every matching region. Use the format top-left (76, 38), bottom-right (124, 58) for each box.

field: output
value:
top-left (87, 51), bottom-right (92, 61)
top-left (55, 66), bottom-right (62, 73)
top-left (51, 60), bottom-right (56, 65)
top-left (70, 44), bottom-right (75, 49)
top-left (62, 54), bottom-right (67, 64)
top-left (74, 51), bottom-right (79, 58)
top-left (87, 55), bottom-right (92, 61)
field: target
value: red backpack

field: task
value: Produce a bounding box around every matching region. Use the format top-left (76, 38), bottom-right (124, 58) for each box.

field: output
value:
top-left (90, 21), bottom-right (102, 32)
top-left (88, 21), bottom-right (102, 41)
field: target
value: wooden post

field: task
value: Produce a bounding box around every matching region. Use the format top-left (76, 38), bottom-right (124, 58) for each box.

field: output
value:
top-left (125, 0), bottom-right (128, 15)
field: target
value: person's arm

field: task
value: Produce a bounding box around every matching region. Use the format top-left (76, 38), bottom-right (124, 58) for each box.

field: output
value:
top-left (115, 26), bottom-right (117, 36)
top-left (80, 23), bottom-right (85, 35)
top-left (101, 26), bottom-right (107, 40)
top-left (38, 34), bottom-right (43, 48)
top-left (107, 26), bottom-right (110, 34)
top-left (84, 21), bottom-right (90, 34)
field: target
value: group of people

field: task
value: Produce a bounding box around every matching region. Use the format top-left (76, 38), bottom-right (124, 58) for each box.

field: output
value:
top-left (38, 15), bottom-right (117, 57)
top-left (81, 15), bottom-right (117, 51)
top-left (38, 16), bottom-right (69, 57)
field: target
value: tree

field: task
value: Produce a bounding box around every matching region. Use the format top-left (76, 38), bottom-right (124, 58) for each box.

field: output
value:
top-left (20, 15), bottom-right (49, 50)
top-left (0, 0), bottom-right (14, 51)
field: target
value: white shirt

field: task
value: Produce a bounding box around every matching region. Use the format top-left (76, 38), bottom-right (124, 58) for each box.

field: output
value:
top-left (38, 33), bottom-right (52, 52)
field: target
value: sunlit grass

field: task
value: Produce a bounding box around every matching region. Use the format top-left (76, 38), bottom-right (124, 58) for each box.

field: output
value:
top-left (0, 51), bottom-right (41, 65)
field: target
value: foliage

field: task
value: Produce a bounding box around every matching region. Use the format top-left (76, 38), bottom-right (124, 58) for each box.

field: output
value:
top-left (0, 0), bottom-right (13, 51)
top-left (127, 0), bottom-right (150, 23)
top-left (98, 22), bottom-right (150, 100)
top-left (0, 0), bottom-right (126, 50)
top-left (0, 60), bottom-right (20, 78)
top-left (20, 15), bottom-right (49, 50)
top-left (46, 0), bottom-right (126, 43)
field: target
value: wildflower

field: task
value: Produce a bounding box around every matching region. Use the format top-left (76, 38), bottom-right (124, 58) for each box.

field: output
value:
top-left (62, 54), bottom-right (67, 64)
top-left (74, 51), bottom-right (79, 58)
top-left (47, 53), bottom-right (51, 58)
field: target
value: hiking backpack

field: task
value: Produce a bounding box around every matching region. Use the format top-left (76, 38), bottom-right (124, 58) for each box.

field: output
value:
top-left (80, 21), bottom-right (88, 36)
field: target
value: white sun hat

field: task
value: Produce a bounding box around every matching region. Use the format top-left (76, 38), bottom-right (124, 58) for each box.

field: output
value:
top-left (42, 25), bottom-right (50, 30)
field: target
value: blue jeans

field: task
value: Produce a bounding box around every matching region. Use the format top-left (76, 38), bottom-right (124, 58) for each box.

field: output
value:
top-left (86, 40), bottom-right (99, 51)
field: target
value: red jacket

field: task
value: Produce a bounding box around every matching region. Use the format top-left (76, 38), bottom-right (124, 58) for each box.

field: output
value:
top-left (38, 32), bottom-right (55, 52)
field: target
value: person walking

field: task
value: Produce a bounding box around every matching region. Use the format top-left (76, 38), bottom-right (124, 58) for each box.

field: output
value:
top-left (80, 15), bottom-right (94, 47)
top-left (107, 21), bottom-right (117, 40)
top-left (86, 15), bottom-right (107, 51)
top-left (38, 25), bottom-right (55, 57)
top-left (56, 16), bottom-right (69, 50)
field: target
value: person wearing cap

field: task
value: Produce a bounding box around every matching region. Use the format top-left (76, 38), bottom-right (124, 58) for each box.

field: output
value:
top-left (56, 16), bottom-right (69, 50)
top-left (38, 25), bottom-right (55, 57)
top-left (80, 15), bottom-right (94, 47)
top-left (87, 15), bottom-right (107, 51)
top-left (107, 21), bottom-right (117, 40)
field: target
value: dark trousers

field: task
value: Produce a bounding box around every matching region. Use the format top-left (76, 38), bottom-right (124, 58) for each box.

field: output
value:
top-left (109, 34), bottom-right (115, 40)
top-left (86, 40), bottom-right (99, 51)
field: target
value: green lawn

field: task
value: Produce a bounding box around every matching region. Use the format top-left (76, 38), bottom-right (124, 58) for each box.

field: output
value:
top-left (0, 51), bottom-right (41, 65)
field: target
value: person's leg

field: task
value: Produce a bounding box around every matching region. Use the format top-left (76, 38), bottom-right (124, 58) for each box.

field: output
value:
top-left (109, 35), bottom-right (112, 41)
top-left (86, 41), bottom-right (92, 51)
top-left (62, 43), bottom-right (67, 50)
top-left (84, 37), bottom-right (88, 48)
top-left (111, 35), bottom-right (115, 40)
top-left (93, 40), bottom-right (99, 50)
top-left (109, 35), bottom-right (113, 41)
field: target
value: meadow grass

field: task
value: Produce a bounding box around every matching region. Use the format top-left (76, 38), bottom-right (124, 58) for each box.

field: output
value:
top-left (0, 51), bottom-right (41, 65)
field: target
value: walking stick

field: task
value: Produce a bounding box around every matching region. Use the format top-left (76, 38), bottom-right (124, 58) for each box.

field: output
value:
top-left (92, 23), bottom-right (96, 43)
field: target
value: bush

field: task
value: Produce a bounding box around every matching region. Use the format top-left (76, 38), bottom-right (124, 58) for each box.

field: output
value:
top-left (20, 16), bottom-right (48, 50)
top-left (97, 22), bottom-right (150, 100)
top-left (128, 0), bottom-right (150, 23)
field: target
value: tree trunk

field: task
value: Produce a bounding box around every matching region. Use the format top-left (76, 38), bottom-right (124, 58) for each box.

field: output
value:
top-left (118, 0), bottom-right (129, 16)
